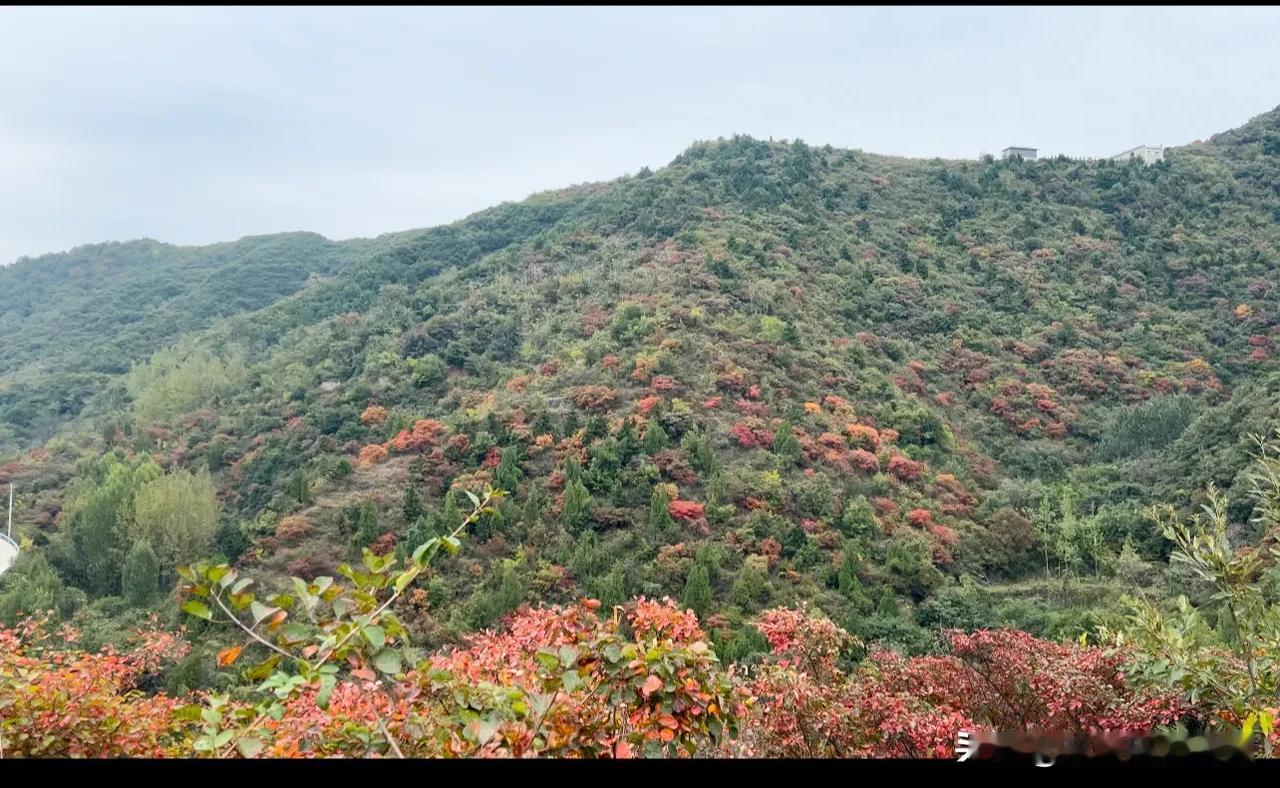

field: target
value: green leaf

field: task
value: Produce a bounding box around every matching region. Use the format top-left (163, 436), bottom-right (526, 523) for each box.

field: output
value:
top-left (208, 565), bottom-right (231, 587)
top-left (373, 649), bottom-right (403, 676)
top-left (250, 601), bottom-right (279, 625)
top-left (236, 736), bottom-right (263, 758)
top-left (561, 669), bottom-right (582, 692)
top-left (364, 625), bottom-right (386, 650)
top-left (182, 600), bottom-right (213, 621)
top-left (464, 490), bottom-right (480, 508)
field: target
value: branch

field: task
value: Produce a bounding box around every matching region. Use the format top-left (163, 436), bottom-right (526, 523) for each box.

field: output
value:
top-left (377, 717), bottom-right (405, 759)
top-left (209, 591), bottom-right (295, 662)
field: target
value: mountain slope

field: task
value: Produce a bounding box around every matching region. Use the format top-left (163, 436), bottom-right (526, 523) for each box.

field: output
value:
top-left (3, 108), bottom-right (1280, 655)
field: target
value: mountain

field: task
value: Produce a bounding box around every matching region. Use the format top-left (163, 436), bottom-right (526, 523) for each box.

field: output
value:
top-left (3, 107), bottom-right (1280, 658)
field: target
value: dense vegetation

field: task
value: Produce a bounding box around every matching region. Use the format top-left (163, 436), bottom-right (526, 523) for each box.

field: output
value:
top-left (4, 105), bottom-right (1280, 758)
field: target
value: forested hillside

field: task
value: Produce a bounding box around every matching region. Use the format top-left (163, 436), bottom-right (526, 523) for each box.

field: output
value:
top-left (4, 105), bottom-right (1280, 758)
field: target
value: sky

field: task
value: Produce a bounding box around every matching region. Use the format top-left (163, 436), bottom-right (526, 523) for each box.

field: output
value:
top-left (2, 5), bottom-right (1280, 266)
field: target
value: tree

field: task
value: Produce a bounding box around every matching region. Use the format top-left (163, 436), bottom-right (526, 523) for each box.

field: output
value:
top-left (839, 496), bottom-right (876, 538)
top-left (642, 418), bottom-right (669, 454)
top-left (683, 563), bottom-right (713, 619)
top-left (649, 486), bottom-right (674, 539)
top-left (837, 543), bottom-right (873, 612)
top-left (731, 556), bottom-right (771, 610)
top-left (562, 474), bottom-right (592, 533)
top-left (402, 484), bottom-right (424, 524)
top-left (773, 422), bottom-right (801, 466)
top-left (122, 540), bottom-right (160, 607)
top-left (352, 503), bottom-right (380, 550)
top-left (63, 454), bottom-right (162, 595)
top-left (0, 552), bottom-right (71, 625)
top-left (287, 471), bottom-right (312, 505)
top-left (130, 469), bottom-right (219, 579)
top-left (493, 447), bottom-right (524, 493)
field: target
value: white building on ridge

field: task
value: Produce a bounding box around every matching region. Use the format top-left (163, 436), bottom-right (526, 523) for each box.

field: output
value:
top-left (1002, 146), bottom-right (1037, 160)
top-left (1110, 145), bottom-right (1164, 164)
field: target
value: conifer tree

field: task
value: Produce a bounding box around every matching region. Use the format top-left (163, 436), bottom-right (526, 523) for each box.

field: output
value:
top-left (773, 421), bottom-right (801, 466)
top-left (643, 417), bottom-right (670, 454)
top-left (122, 539), bottom-right (160, 607)
top-left (682, 563), bottom-right (713, 619)
top-left (402, 484), bottom-right (424, 524)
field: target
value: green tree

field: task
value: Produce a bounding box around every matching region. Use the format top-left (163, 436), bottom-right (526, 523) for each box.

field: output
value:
top-left (773, 422), bottom-right (801, 466)
top-left (352, 502), bottom-right (380, 549)
top-left (561, 473), bottom-right (592, 533)
top-left (131, 469), bottom-right (220, 576)
top-left (731, 556), bottom-right (771, 610)
top-left (650, 486), bottom-right (674, 538)
top-left (839, 496), bottom-right (877, 538)
top-left (643, 418), bottom-right (670, 454)
top-left (0, 552), bottom-right (71, 625)
top-left (683, 563), bottom-right (713, 619)
top-left (837, 542), bottom-right (873, 613)
top-left (494, 447), bottom-right (524, 493)
top-left (402, 484), bottom-right (424, 524)
top-left (121, 539), bottom-right (160, 607)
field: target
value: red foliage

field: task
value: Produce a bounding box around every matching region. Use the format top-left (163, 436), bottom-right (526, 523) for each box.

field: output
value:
top-left (389, 419), bottom-right (447, 453)
top-left (569, 385), bottom-right (619, 411)
top-left (907, 508), bottom-right (933, 528)
top-left (359, 405), bottom-right (388, 426)
top-left (844, 423), bottom-right (881, 451)
top-left (636, 395), bottom-right (661, 416)
top-left (357, 444), bottom-right (389, 466)
top-left (886, 454), bottom-right (923, 482)
top-left (667, 500), bottom-right (705, 522)
top-left (849, 449), bottom-right (880, 474)
top-left (650, 375), bottom-right (677, 393)
top-left (735, 609), bottom-right (1187, 759)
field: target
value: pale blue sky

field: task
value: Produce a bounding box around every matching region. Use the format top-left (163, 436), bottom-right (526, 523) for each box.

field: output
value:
top-left (3, 6), bottom-right (1279, 265)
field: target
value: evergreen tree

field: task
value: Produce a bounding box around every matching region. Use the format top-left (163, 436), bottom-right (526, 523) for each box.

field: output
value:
top-left (875, 589), bottom-right (900, 619)
top-left (649, 486), bottom-right (674, 538)
top-left (585, 438), bottom-right (621, 495)
top-left (288, 470), bottom-right (312, 504)
top-left (837, 542), bottom-right (873, 613)
top-left (402, 483), bottom-right (424, 524)
top-left (352, 502), bottom-right (379, 549)
top-left (215, 521), bottom-right (249, 564)
top-left (521, 486), bottom-right (544, 527)
top-left (493, 446), bottom-right (524, 493)
top-left (682, 430), bottom-right (719, 477)
top-left (591, 563), bottom-right (629, 609)
top-left (642, 418), bottom-right (670, 454)
top-left (616, 419), bottom-right (640, 465)
top-left (563, 456), bottom-right (583, 484)
top-left (731, 560), bottom-right (770, 609)
top-left (773, 421), bottom-right (801, 466)
top-left (562, 475), bottom-right (592, 532)
top-left (839, 496), bottom-right (877, 538)
top-left (570, 530), bottom-right (602, 579)
top-left (121, 539), bottom-right (160, 607)
top-left (682, 563), bottom-right (713, 619)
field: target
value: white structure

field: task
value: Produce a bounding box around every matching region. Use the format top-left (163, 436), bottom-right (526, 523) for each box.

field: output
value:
top-left (1110, 145), bottom-right (1164, 164)
top-left (0, 484), bottom-right (16, 577)
top-left (1002, 146), bottom-right (1037, 160)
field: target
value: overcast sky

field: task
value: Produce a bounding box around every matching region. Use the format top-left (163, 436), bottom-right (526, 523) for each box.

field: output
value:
top-left (3, 6), bottom-right (1279, 265)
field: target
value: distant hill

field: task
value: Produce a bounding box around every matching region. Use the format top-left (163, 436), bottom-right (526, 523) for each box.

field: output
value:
top-left (3, 106), bottom-right (1280, 654)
